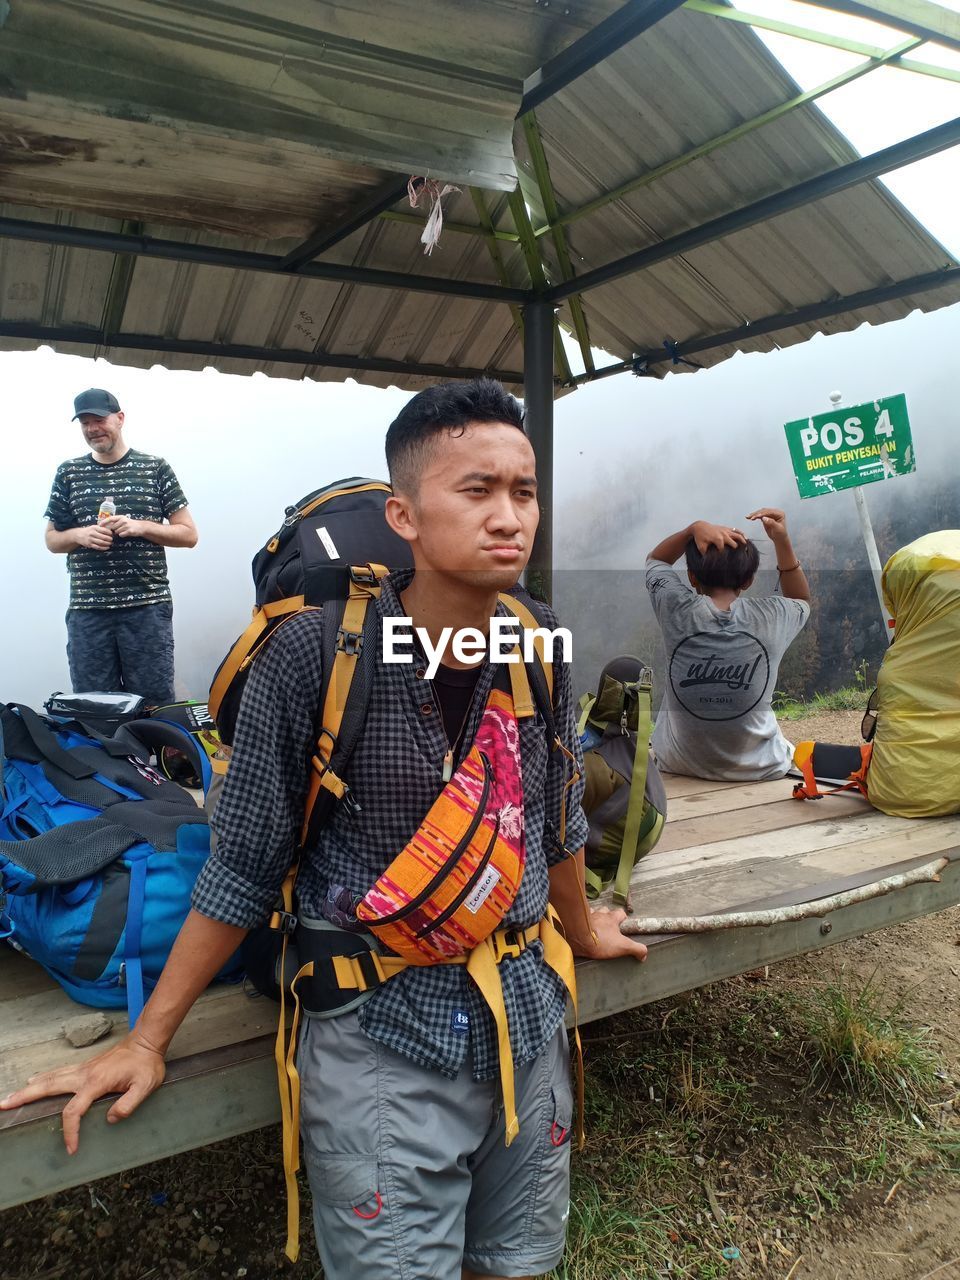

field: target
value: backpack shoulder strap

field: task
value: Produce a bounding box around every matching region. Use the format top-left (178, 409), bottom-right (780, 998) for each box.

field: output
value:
top-left (209, 595), bottom-right (306, 724)
top-left (497, 593), bottom-right (556, 744)
top-left (612, 673), bottom-right (656, 907)
top-left (3, 704), bottom-right (97, 780)
top-left (300, 570), bottom-right (386, 849)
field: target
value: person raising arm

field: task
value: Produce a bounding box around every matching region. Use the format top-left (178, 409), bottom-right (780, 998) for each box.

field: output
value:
top-left (645, 509), bottom-right (812, 782)
top-left (746, 507), bottom-right (810, 603)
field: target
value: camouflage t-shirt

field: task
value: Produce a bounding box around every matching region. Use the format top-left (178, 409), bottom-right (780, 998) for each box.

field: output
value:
top-left (45, 449), bottom-right (188, 609)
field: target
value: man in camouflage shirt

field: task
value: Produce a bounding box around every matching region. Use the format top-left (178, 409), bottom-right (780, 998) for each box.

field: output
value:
top-left (44, 388), bottom-right (198, 705)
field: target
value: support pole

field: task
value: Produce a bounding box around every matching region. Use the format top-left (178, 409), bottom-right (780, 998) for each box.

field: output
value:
top-left (853, 487), bottom-right (893, 639)
top-left (523, 300), bottom-right (555, 604)
top-left (827, 393), bottom-right (892, 642)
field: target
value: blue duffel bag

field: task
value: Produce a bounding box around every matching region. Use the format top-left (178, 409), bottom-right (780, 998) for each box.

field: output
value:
top-left (0, 703), bottom-right (241, 1023)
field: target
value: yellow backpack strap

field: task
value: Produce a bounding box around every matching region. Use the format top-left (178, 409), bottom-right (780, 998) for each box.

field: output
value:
top-left (301, 585), bottom-right (374, 842)
top-left (278, 954), bottom-right (314, 1262)
top-left (209, 595), bottom-right (305, 721)
top-left (275, 566), bottom-right (388, 1259)
top-left (498, 594), bottom-right (554, 707)
top-left (507, 645), bottom-right (535, 719)
top-left (466, 937), bottom-right (520, 1144)
top-left (540, 905), bottom-right (585, 1149)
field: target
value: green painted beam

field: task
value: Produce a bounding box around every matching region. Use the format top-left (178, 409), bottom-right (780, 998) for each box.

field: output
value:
top-left (683, 0), bottom-right (960, 81)
top-left (521, 112), bottom-right (595, 374)
top-left (540, 35), bottom-right (923, 235)
top-left (801, 0), bottom-right (960, 55)
top-left (469, 188), bottom-right (527, 346)
top-left (506, 188), bottom-right (573, 385)
top-left (98, 218), bottom-right (143, 337)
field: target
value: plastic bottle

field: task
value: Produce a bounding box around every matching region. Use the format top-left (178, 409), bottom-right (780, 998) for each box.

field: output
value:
top-left (97, 495), bottom-right (117, 523)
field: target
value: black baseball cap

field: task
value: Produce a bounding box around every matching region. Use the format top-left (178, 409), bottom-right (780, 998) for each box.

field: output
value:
top-left (73, 388), bottom-right (121, 419)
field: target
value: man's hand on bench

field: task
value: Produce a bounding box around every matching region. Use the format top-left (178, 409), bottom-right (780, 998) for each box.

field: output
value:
top-left (582, 906), bottom-right (648, 962)
top-left (1, 1033), bottom-right (166, 1154)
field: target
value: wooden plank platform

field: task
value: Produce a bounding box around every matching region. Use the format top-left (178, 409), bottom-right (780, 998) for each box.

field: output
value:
top-left (2, 773), bottom-right (959, 1210)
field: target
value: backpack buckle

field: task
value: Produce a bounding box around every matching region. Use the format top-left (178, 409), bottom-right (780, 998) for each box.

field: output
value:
top-left (337, 628), bottom-right (364, 657)
top-left (491, 928), bottom-right (524, 963)
top-left (637, 666), bottom-right (653, 690)
top-left (271, 909), bottom-right (298, 935)
top-left (340, 786), bottom-right (362, 819)
top-left (349, 565), bottom-right (381, 588)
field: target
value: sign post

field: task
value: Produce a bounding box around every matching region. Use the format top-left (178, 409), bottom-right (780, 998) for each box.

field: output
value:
top-left (783, 392), bottom-right (917, 640)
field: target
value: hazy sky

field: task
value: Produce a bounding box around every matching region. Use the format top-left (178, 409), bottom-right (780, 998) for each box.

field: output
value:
top-left (1, 0), bottom-right (958, 708)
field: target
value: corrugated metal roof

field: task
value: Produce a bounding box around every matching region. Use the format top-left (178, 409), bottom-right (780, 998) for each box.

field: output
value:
top-left (522, 7), bottom-right (959, 372)
top-left (0, 2), bottom-right (957, 388)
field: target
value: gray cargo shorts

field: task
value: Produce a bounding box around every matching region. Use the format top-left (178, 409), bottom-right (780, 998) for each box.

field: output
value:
top-left (298, 1011), bottom-right (573, 1279)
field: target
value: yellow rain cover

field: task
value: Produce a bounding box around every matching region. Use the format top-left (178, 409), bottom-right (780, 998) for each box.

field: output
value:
top-left (868, 530), bottom-right (960, 817)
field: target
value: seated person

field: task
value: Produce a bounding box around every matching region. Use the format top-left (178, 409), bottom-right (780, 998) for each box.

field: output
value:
top-left (645, 509), bottom-right (811, 781)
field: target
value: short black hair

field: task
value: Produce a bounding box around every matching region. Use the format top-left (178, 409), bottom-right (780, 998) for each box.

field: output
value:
top-left (685, 538), bottom-right (760, 591)
top-left (385, 378), bottom-right (525, 494)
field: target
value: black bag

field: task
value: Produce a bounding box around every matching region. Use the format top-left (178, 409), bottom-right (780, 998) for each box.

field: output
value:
top-left (44, 690), bottom-right (149, 736)
top-left (209, 478), bottom-right (413, 744)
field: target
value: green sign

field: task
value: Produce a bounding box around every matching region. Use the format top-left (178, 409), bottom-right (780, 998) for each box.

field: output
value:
top-left (783, 394), bottom-right (915, 500)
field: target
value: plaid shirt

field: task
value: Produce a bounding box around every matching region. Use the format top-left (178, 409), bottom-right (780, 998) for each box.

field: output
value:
top-left (193, 572), bottom-right (588, 1080)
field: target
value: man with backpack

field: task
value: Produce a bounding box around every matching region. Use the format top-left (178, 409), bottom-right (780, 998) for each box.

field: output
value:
top-left (646, 509), bottom-right (811, 781)
top-left (44, 388), bottom-right (198, 706)
top-left (5, 379), bottom-right (647, 1280)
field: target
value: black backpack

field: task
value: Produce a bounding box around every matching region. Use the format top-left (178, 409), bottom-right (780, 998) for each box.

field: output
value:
top-left (210, 478), bottom-right (414, 746)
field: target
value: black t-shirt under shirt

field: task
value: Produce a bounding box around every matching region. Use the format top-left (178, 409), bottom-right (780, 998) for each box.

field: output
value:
top-left (432, 662), bottom-right (484, 752)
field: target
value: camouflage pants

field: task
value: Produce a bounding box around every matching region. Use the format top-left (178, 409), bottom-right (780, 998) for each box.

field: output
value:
top-left (66, 601), bottom-right (176, 706)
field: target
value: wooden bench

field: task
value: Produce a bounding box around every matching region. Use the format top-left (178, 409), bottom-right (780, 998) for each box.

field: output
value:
top-left (2, 773), bottom-right (958, 1210)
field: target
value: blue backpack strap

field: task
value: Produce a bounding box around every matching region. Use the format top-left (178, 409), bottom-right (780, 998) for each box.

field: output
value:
top-left (123, 853), bottom-right (149, 1025)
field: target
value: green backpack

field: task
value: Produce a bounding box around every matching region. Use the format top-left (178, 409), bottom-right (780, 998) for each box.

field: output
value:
top-left (579, 657), bottom-right (667, 907)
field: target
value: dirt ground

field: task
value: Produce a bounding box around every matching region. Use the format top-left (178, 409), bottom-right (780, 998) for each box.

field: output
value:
top-left (2, 710), bottom-right (957, 1279)
top-left (742, 710), bottom-right (960, 1280)
top-left (752, 906), bottom-right (960, 1280)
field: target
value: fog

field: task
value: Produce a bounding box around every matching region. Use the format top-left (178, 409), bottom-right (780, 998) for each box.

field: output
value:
top-left (1, 298), bottom-right (958, 710)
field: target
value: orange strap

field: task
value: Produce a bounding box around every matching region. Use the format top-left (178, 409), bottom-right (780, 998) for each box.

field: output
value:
top-left (209, 595), bottom-right (306, 720)
top-left (300, 584), bottom-right (374, 843)
top-left (498, 594), bottom-right (554, 707)
top-left (792, 742), bottom-right (873, 801)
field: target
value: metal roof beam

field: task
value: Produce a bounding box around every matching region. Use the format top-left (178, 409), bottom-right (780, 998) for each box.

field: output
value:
top-left (470, 188), bottom-right (528, 359)
top-left (683, 1), bottom-right (960, 82)
top-left (520, 0), bottom-right (689, 115)
top-left (287, 0), bottom-right (692, 271)
top-left (544, 115), bottom-right (960, 302)
top-left (538, 36), bottom-right (922, 235)
top-left (522, 112), bottom-right (595, 374)
top-left (0, 322), bottom-right (524, 385)
top-left (565, 265), bottom-right (960, 383)
top-left (278, 180), bottom-right (410, 271)
top-left (0, 215), bottom-right (529, 304)
top-left (800, 0), bottom-right (960, 55)
top-left (506, 189), bottom-right (573, 383)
